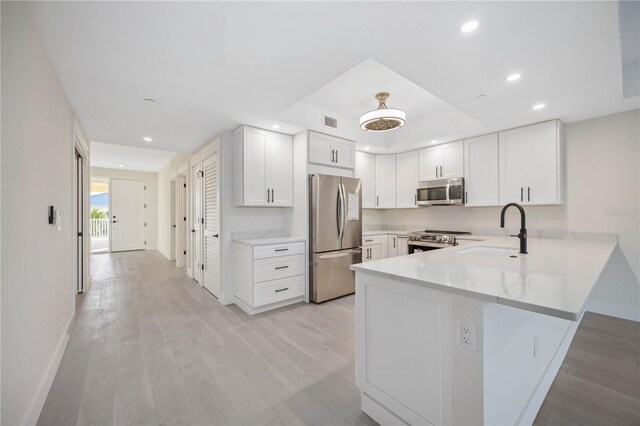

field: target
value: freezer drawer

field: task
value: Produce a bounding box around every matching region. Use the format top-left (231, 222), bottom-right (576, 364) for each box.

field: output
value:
top-left (310, 248), bottom-right (361, 303)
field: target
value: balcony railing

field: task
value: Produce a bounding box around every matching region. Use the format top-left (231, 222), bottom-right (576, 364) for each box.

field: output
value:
top-left (91, 218), bottom-right (109, 237)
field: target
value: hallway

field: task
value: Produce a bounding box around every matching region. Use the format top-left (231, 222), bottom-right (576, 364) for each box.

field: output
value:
top-left (38, 251), bottom-right (640, 426)
top-left (38, 251), bottom-right (372, 426)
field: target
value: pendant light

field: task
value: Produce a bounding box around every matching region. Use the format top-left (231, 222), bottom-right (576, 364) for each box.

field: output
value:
top-left (360, 92), bottom-right (406, 132)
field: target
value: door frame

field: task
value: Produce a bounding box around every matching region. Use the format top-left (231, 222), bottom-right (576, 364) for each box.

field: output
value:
top-left (176, 167), bottom-right (188, 268)
top-left (73, 120), bottom-right (90, 295)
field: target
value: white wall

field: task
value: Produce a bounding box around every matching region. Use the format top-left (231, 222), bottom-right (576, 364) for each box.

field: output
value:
top-left (367, 109), bottom-right (640, 321)
top-left (90, 167), bottom-right (159, 250)
top-left (157, 154), bottom-right (191, 259)
top-left (1, 3), bottom-right (86, 423)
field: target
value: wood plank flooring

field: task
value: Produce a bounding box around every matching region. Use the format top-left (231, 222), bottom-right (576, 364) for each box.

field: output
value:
top-left (38, 250), bottom-right (639, 426)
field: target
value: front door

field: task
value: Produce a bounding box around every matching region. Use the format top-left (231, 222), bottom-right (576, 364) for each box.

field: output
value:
top-left (202, 152), bottom-right (221, 297)
top-left (111, 179), bottom-right (146, 252)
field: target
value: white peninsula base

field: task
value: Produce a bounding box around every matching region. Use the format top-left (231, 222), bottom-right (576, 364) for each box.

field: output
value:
top-left (355, 272), bottom-right (579, 426)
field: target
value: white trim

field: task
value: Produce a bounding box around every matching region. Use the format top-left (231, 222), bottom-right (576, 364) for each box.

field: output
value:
top-left (361, 393), bottom-right (407, 426)
top-left (233, 295), bottom-right (303, 314)
top-left (22, 314), bottom-right (74, 426)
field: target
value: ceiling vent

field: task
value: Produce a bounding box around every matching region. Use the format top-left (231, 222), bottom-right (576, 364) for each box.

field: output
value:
top-left (323, 115), bottom-right (338, 129)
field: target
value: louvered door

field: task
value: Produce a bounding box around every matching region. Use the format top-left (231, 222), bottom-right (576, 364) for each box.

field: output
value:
top-left (202, 152), bottom-right (221, 297)
top-left (192, 164), bottom-right (203, 283)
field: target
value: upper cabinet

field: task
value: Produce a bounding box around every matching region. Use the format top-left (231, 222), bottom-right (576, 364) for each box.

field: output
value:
top-left (396, 151), bottom-right (419, 208)
top-left (355, 151), bottom-right (376, 208)
top-left (464, 133), bottom-right (499, 206)
top-left (233, 125), bottom-right (293, 207)
top-left (418, 141), bottom-right (463, 181)
top-left (308, 131), bottom-right (355, 169)
top-left (375, 155), bottom-right (396, 208)
top-left (499, 120), bottom-right (563, 205)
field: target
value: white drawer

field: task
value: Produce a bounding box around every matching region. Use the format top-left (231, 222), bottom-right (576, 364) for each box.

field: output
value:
top-left (254, 254), bottom-right (305, 283)
top-left (253, 242), bottom-right (305, 259)
top-left (253, 275), bottom-right (305, 307)
top-left (362, 235), bottom-right (382, 246)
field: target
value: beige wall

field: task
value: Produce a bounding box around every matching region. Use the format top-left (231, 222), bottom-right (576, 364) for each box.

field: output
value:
top-left (90, 167), bottom-right (159, 249)
top-left (366, 109), bottom-right (640, 320)
top-left (1, 3), bottom-right (83, 423)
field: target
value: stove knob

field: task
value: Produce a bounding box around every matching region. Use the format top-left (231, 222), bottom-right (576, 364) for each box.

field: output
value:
top-left (441, 236), bottom-right (449, 243)
top-left (435, 236), bottom-right (442, 242)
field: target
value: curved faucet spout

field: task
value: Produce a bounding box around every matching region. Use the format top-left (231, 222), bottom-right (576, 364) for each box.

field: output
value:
top-left (500, 203), bottom-right (528, 254)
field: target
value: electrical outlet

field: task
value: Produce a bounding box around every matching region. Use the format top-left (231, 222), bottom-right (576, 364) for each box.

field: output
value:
top-left (458, 321), bottom-right (475, 351)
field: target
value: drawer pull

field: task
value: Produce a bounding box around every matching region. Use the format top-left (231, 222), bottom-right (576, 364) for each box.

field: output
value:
top-left (275, 287), bottom-right (289, 293)
top-left (364, 239), bottom-right (374, 242)
top-left (274, 265), bottom-right (289, 270)
top-left (275, 248), bottom-right (289, 252)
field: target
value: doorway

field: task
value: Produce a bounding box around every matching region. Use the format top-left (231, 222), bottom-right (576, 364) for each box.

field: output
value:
top-left (90, 178), bottom-right (110, 253)
top-left (176, 173), bottom-right (188, 268)
top-left (110, 179), bottom-right (146, 252)
top-left (74, 150), bottom-right (85, 293)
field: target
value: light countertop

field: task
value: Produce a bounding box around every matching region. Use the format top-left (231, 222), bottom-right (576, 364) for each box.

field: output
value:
top-left (363, 230), bottom-right (411, 236)
top-left (234, 236), bottom-right (306, 246)
top-left (351, 234), bottom-right (617, 320)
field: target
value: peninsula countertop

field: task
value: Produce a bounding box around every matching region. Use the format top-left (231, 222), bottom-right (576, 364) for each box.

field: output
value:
top-left (350, 234), bottom-right (617, 320)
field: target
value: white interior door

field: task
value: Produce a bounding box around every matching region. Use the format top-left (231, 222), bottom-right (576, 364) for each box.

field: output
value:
top-left (192, 164), bottom-right (203, 283)
top-left (111, 179), bottom-right (145, 252)
top-left (202, 153), bottom-right (221, 297)
top-left (177, 174), bottom-right (187, 267)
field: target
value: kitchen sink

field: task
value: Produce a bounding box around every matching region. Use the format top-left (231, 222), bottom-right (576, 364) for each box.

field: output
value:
top-left (453, 246), bottom-right (520, 257)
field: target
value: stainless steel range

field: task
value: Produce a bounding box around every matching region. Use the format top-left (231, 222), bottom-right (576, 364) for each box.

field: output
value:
top-left (407, 230), bottom-right (472, 254)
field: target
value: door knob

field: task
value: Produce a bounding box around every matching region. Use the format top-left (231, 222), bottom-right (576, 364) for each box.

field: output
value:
top-left (191, 229), bottom-right (196, 233)
top-left (214, 234), bottom-right (219, 238)
top-left (112, 220), bottom-right (117, 223)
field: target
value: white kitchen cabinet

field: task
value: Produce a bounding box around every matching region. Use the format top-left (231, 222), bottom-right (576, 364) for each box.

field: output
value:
top-left (397, 236), bottom-right (409, 255)
top-left (418, 141), bottom-right (463, 181)
top-left (464, 133), bottom-right (500, 206)
top-left (233, 125), bottom-right (293, 207)
top-left (386, 235), bottom-right (399, 257)
top-left (499, 120), bottom-right (563, 205)
top-left (396, 151), bottom-right (419, 208)
top-left (355, 151), bottom-right (376, 208)
top-left (362, 235), bottom-right (385, 262)
top-left (309, 131), bottom-right (355, 169)
top-left (375, 155), bottom-right (396, 208)
top-left (234, 238), bottom-right (306, 315)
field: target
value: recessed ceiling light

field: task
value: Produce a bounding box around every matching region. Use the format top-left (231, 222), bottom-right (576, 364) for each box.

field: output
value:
top-left (461, 20), bottom-right (479, 33)
top-left (143, 137), bottom-right (152, 142)
top-left (532, 103), bottom-right (546, 110)
top-left (118, 164), bottom-right (124, 168)
top-left (272, 124), bottom-right (280, 129)
top-left (506, 73), bottom-right (522, 82)
top-left (144, 98), bottom-right (156, 103)
top-left (430, 140), bottom-right (438, 144)
top-left (474, 94), bottom-right (487, 100)
top-left (364, 147), bottom-right (371, 151)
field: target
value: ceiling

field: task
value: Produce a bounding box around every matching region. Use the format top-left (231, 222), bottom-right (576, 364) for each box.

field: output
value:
top-left (28, 1), bottom-right (639, 156)
top-left (90, 141), bottom-right (176, 172)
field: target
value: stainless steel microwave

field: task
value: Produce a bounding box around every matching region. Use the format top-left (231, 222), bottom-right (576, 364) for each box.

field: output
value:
top-left (416, 177), bottom-right (465, 206)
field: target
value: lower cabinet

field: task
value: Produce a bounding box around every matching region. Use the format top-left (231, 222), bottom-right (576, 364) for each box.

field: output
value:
top-left (363, 234), bottom-right (409, 261)
top-left (387, 235), bottom-right (399, 258)
top-left (234, 238), bottom-right (306, 314)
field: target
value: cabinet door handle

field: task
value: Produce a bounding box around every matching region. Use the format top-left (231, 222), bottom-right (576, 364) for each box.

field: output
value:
top-left (435, 166), bottom-right (438, 178)
top-left (335, 150), bottom-right (339, 163)
top-left (331, 149), bottom-right (335, 163)
top-left (271, 189), bottom-right (275, 203)
top-left (466, 191), bottom-right (468, 203)
top-left (393, 237), bottom-right (396, 248)
top-left (267, 188), bottom-right (271, 203)
top-left (520, 187), bottom-right (523, 202)
top-left (275, 287), bottom-right (289, 293)
top-left (376, 195), bottom-right (379, 207)
top-left (275, 248), bottom-right (289, 252)
top-left (440, 165), bottom-right (443, 177)
top-left (528, 187), bottom-right (531, 202)
top-left (275, 265), bottom-right (289, 270)
top-left (414, 194), bottom-right (417, 205)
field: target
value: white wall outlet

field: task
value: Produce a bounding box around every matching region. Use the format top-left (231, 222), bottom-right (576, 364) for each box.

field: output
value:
top-left (458, 321), bottom-right (475, 351)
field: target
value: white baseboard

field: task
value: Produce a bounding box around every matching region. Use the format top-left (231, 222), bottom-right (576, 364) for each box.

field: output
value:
top-left (233, 295), bottom-right (304, 315)
top-left (587, 303), bottom-right (640, 322)
top-left (362, 392), bottom-right (407, 425)
top-left (22, 314), bottom-right (74, 426)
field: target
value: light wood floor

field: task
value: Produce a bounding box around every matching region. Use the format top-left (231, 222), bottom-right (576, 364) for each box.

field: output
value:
top-left (38, 250), bottom-right (639, 426)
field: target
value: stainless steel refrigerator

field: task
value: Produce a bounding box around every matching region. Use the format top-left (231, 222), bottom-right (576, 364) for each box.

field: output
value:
top-left (309, 174), bottom-right (362, 303)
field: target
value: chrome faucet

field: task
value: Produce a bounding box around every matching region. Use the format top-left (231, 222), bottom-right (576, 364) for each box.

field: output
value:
top-left (500, 203), bottom-right (528, 254)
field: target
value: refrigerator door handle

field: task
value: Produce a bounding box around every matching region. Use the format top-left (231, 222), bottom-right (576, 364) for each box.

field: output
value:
top-left (339, 183), bottom-right (346, 241)
top-left (318, 248), bottom-right (361, 259)
top-left (336, 186), bottom-right (343, 239)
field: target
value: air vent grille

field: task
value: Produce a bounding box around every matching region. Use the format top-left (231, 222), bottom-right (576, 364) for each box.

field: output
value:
top-left (324, 115), bottom-right (338, 129)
